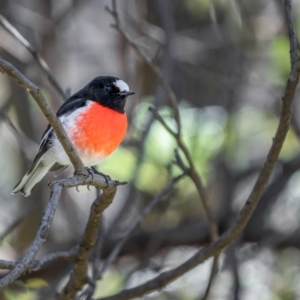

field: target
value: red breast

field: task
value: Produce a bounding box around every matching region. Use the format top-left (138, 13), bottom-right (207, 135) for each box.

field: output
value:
top-left (69, 102), bottom-right (127, 157)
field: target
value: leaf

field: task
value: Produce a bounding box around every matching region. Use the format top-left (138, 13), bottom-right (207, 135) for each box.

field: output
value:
top-left (25, 278), bottom-right (48, 289)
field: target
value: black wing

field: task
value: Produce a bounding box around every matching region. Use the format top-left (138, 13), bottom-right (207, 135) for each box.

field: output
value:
top-left (27, 97), bottom-right (89, 175)
top-left (39, 97), bottom-right (88, 150)
top-left (56, 96), bottom-right (88, 117)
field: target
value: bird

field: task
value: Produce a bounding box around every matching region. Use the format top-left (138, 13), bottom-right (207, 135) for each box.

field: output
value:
top-left (12, 76), bottom-right (134, 197)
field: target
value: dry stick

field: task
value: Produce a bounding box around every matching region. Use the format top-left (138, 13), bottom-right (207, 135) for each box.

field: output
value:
top-left (0, 181), bottom-right (62, 290)
top-left (0, 260), bottom-right (16, 270)
top-left (284, 0), bottom-right (298, 67)
top-left (0, 14), bottom-right (67, 100)
top-left (59, 185), bottom-right (118, 300)
top-left (96, 57), bottom-right (300, 300)
top-left (91, 219), bottom-right (105, 279)
top-left (31, 247), bottom-right (78, 271)
top-left (201, 253), bottom-right (220, 300)
top-left (0, 59), bottom-right (85, 173)
top-left (0, 247), bottom-right (78, 272)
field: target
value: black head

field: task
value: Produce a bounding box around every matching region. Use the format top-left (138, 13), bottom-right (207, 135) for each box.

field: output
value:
top-left (72, 76), bottom-right (134, 113)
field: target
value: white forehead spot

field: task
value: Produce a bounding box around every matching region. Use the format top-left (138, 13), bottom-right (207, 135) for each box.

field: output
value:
top-left (114, 79), bottom-right (129, 92)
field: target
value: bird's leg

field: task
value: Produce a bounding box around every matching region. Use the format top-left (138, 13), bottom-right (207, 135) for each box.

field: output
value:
top-left (76, 186), bottom-right (80, 192)
top-left (74, 168), bottom-right (94, 191)
top-left (85, 167), bottom-right (94, 179)
top-left (91, 166), bottom-right (111, 186)
top-left (85, 167), bottom-right (95, 191)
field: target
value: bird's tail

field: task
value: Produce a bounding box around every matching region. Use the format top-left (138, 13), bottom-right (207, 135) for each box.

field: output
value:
top-left (12, 153), bottom-right (54, 197)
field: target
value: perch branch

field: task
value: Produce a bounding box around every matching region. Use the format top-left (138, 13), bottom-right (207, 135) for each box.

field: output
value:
top-left (0, 173), bottom-right (124, 291)
top-left (59, 185), bottom-right (118, 300)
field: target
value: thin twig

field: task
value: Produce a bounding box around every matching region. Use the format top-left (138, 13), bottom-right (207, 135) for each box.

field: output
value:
top-left (91, 219), bottom-right (105, 278)
top-left (149, 107), bottom-right (218, 240)
top-left (284, 0), bottom-right (298, 67)
top-left (95, 58), bottom-right (300, 300)
top-left (0, 14), bottom-right (67, 100)
top-left (31, 247), bottom-right (79, 271)
top-left (84, 220), bottom-right (105, 299)
top-left (0, 247), bottom-right (78, 271)
top-left (201, 253), bottom-right (220, 300)
top-left (0, 260), bottom-right (16, 270)
top-left (0, 181), bottom-right (62, 290)
top-left (0, 59), bottom-right (85, 173)
top-left (106, 1), bottom-right (181, 135)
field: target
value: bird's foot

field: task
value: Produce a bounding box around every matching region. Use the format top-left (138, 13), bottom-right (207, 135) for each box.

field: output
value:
top-left (91, 167), bottom-right (111, 186)
top-left (74, 167), bottom-right (95, 191)
top-left (74, 167), bottom-right (93, 178)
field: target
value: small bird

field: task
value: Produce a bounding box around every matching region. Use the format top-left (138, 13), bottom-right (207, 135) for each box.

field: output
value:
top-left (12, 76), bottom-right (134, 197)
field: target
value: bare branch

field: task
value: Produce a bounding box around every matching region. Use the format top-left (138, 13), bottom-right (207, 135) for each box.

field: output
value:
top-left (0, 14), bottom-right (67, 100)
top-left (0, 260), bottom-right (16, 270)
top-left (0, 59), bottom-right (86, 173)
top-left (0, 181), bottom-right (62, 290)
top-left (0, 247), bottom-right (78, 272)
top-left (284, 0), bottom-right (298, 66)
top-left (31, 247), bottom-right (78, 271)
top-left (0, 172), bottom-right (123, 291)
top-left (201, 254), bottom-right (220, 300)
top-left (59, 186), bottom-right (118, 300)
top-left (96, 58), bottom-right (300, 300)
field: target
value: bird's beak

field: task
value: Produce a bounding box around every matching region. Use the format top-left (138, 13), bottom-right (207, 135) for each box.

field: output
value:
top-left (119, 91), bottom-right (135, 96)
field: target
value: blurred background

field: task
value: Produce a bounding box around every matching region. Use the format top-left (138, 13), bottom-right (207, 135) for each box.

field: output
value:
top-left (0, 0), bottom-right (300, 299)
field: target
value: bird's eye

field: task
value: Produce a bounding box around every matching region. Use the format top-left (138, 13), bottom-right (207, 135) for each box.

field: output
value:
top-left (104, 85), bottom-right (112, 92)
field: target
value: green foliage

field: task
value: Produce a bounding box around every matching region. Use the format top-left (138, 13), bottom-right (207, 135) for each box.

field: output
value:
top-left (25, 278), bottom-right (48, 289)
top-left (93, 268), bottom-right (125, 298)
top-left (269, 36), bottom-right (290, 85)
top-left (3, 278), bottom-right (47, 300)
top-left (3, 290), bottom-right (37, 300)
top-left (227, 106), bottom-right (299, 171)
